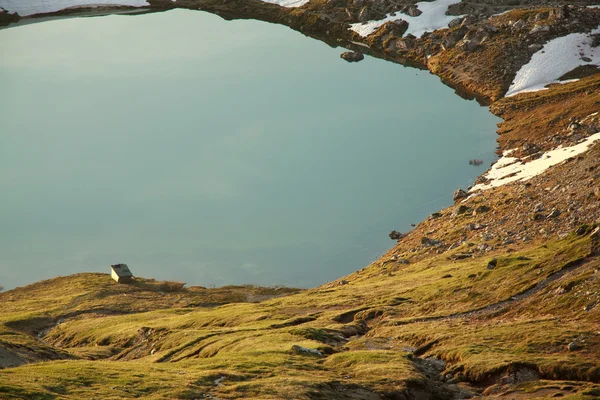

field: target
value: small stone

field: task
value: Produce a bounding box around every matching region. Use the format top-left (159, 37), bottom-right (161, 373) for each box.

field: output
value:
top-left (584, 301), bottom-right (597, 311)
top-left (487, 259), bottom-right (498, 270)
top-left (512, 20), bottom-right (526, 30)
top-left (450, 253), bottom-right (472, 260)
top-left (529, 24), bottom-right (549, 34)
top-left (468, 223), bottom-right (486, 230)
top-left (421, 237), bottom-right (441, 247)
top-left (567, 341), bottom-right (582, 351)
top-left (528, 43), bottom-right (543, 52)
top-left (474, 205), bottom-right (490, 214)
top-left (534, 203), bottom-right (544, 212)
top-left (454, 205), bottom-right (471, 216)
top-left (568, 122), bottom-right (581, 132)
top-left (430, 212), bottom-right (443, 219)
top-left (555, 286), bottom-right (566, 295)
top-left (532, 213), bottom-right (544, 221)
top-left (547, 209), bottom-right (561, 219)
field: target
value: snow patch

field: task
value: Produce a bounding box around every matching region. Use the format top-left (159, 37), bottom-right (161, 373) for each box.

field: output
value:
top-left (259, 0), bottom-right (309, 7)
top-left (0, 0), bottom-right (149, 16)
top-left (350, 0), bottom-right (461, 38)
top-left (505, 26), bottom-right (600, 97)
top-left (471, 132), bottom-right (600, 191)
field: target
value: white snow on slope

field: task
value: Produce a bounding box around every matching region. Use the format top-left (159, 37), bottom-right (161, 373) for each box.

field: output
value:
top-left (471, 131), bottom-right (600, 191)
top-left (260, 0), bottom-right (309, 7)
top-left (506, 26), bottom-right (600, 97)
top-left (0, 0), bottom-right (149, 16)
top-left (350, 0), bottom-right (460, 38)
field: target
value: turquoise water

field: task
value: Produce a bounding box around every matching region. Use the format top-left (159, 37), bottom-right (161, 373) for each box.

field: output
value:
top-left (0, 10), bottom-right (500, 290)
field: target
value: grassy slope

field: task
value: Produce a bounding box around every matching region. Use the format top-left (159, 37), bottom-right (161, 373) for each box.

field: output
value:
top-left (0, 231), bottom-right (599, 399)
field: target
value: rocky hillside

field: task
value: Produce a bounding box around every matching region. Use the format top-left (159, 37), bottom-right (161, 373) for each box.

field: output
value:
top-left (1, 0), bottom-right (600, 399)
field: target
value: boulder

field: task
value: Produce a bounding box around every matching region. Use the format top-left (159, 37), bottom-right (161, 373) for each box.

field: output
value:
top-left (448, 17), bottom-right (463, 29)
top-left (453, 189), bottom-right (468, 202)
top-left (340, 51), bottom-right (364, 62)
top-left (389, 230), bottom-right (405, 240)
top-left (458, 39), bottom-right (478, 52)
top-left (403, 5), bottom-right (422, 17)
top-left (474, 205), bottom-right (490, 214)
top-left (376, 19), bottom-right (409, 38)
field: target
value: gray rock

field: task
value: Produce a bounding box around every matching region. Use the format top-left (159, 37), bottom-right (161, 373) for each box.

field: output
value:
top-left (487, 259), bottom-right (498, 270)
top-left (292, 345), bottom-right (323, 357)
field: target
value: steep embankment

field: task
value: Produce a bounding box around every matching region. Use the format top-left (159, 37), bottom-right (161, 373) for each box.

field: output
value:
top-left (1, 0), bottom-right (600, 399)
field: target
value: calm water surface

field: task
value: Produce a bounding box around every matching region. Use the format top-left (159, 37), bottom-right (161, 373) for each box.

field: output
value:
top-left (0, 10), bottom-right (500, 290)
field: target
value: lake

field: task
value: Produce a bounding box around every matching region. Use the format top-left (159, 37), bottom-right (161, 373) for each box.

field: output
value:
top-left (0, 10), bottom-right (500, 290)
